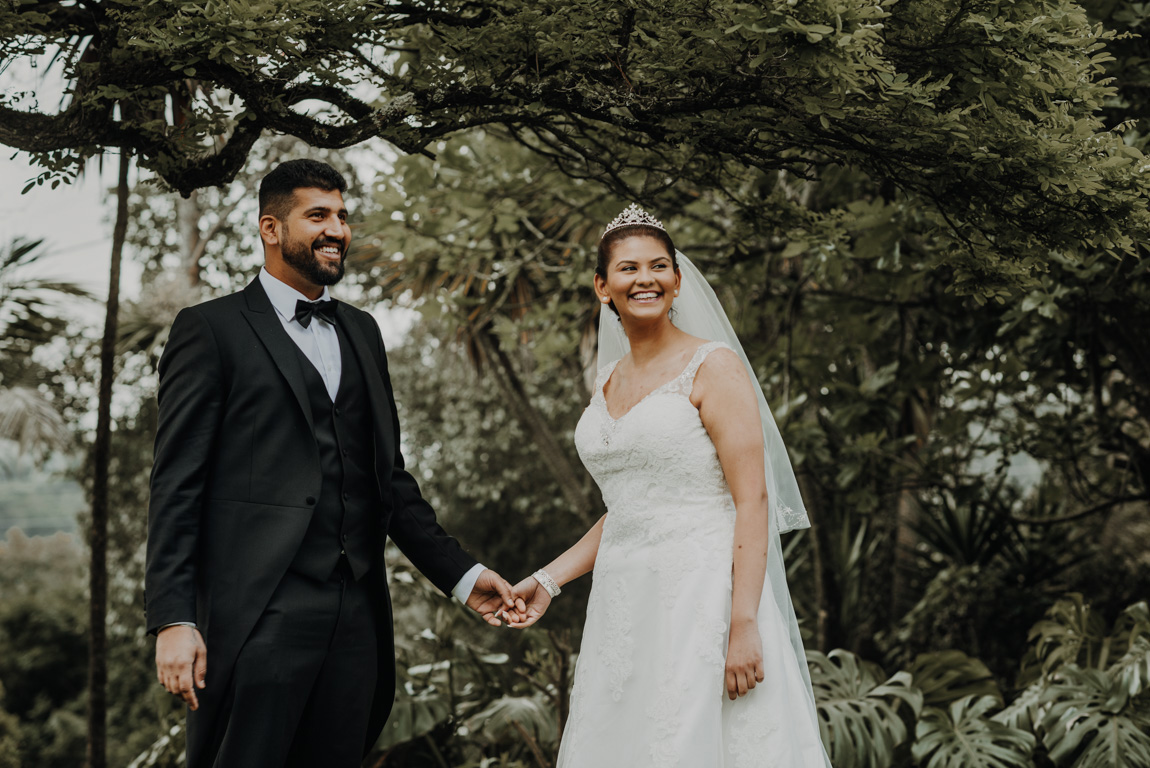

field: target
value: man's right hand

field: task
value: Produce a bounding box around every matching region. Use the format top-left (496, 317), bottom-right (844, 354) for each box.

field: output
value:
top-left (155, 625), bottom-right (207, 710)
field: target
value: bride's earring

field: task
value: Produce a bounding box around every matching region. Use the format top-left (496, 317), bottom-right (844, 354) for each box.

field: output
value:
top-left (601, 296), bottom-right (610, 303)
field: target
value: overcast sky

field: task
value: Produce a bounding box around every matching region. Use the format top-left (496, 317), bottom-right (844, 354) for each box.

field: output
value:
top-left (0, 149), bottom-right (414, 344)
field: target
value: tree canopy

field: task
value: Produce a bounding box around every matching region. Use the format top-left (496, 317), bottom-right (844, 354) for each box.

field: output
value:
top-left (3, 0), bottom-right (1148, 295)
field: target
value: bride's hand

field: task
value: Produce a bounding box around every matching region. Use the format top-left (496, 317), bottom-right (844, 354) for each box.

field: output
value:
top-left (725, 618), bottom-right (765, 700)
top-left (502, 576), bottom-right (552, 628)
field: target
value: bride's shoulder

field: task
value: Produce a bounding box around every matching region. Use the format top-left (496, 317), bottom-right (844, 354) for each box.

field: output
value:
top-left (691, 343), bottom-right (750, 400)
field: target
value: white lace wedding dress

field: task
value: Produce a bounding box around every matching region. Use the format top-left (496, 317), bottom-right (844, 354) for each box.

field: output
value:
top-left (559, 341), bottom-right (826, 768)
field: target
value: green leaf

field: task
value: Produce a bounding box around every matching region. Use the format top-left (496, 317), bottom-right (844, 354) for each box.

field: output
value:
top-left (913, 695), bottom-right (1035, 768)
top-left (908, 650), bottom-right (1002, 708)
top-left (1040, 667), bottom-right (1150, 768)
top-left (464, 694), bottom-right (558, 746)
top-left (809, 650), bottom-right (922, 768)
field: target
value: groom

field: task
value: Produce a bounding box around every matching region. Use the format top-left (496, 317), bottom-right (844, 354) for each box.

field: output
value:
top-left (145, 159), bottom-right (515, 768)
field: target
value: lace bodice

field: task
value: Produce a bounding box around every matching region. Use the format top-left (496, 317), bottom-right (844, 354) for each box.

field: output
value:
top-left (574, 341), bottom-right (738, 549)
top-left (562, 339), bottom-right (829, 768)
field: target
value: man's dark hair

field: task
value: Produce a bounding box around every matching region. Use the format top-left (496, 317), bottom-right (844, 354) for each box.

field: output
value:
top-left (258, 160), bottom-right (348, 222)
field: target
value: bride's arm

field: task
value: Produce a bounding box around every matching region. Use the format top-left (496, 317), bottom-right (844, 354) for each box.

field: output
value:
top-left (694, 348), bottom-right (770, 699)
top-left (504, 514), bottom-right (607, 628)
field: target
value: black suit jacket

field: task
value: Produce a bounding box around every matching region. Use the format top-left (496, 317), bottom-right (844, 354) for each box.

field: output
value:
top-left (145, 277), bottom-right (476, 765)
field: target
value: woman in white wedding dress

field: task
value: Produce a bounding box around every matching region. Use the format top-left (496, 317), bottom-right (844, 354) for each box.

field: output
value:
top-left (505, 206), bottom-right (831, 768)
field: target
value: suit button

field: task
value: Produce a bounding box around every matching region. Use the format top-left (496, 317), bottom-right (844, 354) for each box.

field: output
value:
top-left (343, 492), bottom-right (349, 501)
top-left (334, 407), bottom-right (341, 415)
top-left (306, 496), bottom-right (316, 505)
top-left (342, 448), bottom-right (348, 456)
top-left (342, 533), bottom-right (348, 542)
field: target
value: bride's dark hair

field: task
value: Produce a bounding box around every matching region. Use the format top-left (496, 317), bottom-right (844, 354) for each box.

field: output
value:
top-left (596, 224), bottom-right (678, 316)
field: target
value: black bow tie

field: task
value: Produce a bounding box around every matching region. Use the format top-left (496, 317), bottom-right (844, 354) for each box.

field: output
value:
top-left (294, 299), bottom-right (338, 328)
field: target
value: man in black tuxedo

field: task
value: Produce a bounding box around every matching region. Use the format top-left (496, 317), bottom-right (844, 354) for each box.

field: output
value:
top-left (145, 159), bottom-right (516, 768)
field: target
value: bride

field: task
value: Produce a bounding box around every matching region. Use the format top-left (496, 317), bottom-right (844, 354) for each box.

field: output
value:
top-left (505, 205), bottom-right (830, 767)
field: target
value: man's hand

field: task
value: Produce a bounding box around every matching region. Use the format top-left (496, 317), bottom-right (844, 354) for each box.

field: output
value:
top-left (155, 625), bottom-right (207, 710)
top-left (504, 576), bottom-right (552, 629)
top-left (725, 618), bottom-right (765, 700)
top-left (465, 569), bottom-right (519, 626)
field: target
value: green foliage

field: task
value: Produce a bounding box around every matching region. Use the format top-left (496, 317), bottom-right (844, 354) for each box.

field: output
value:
top-left (0, 682), bottom-right (21, 768)
top-left (1041, 667), bottom-right (1150, 768)
top-left (5, 0), bottom-right (1150, 298)
top-left (0, 531), bottom-right (88, 767)
top-left (913, 695), bottom-right (1035, 768)
top-left (465, 695), bottom-right (557, 749)
top-left (808, 649), bottom-right (922, 768)
top-left (366, 553), bottom-right (569, 767)
top-left (1024, 592), bottom-right (1110, 679)
top-left (906, 650), bottom-right (1001, 709)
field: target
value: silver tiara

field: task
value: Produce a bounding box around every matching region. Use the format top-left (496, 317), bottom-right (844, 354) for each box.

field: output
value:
top-left (602, 203), bottom-right (665, 237)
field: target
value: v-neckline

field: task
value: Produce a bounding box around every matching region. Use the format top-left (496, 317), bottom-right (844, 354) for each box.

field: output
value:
top-left (600, 343), bottom-right (709, 423)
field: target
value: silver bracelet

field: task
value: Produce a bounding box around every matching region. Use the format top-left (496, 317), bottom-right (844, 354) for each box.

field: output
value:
top-left (532, 568), bottom-right (561, 598)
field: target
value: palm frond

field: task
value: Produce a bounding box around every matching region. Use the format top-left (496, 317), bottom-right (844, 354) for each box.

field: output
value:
top-left (116, 278), bottom-right (201, 357)
top-left (0, 386), bottom-right (71, 455)
top-left (0, 237), bottom-right (92, 347)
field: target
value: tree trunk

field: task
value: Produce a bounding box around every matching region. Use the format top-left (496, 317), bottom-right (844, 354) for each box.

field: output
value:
top-left (801, 473), bottom-right (841, 652)
top-left (889, 308), bottom-right (929, 623)
top-left (479, 332), bottom-right (605, 527)
top-left (177, 189), bottom-right (202, 286)
top-left (86, 150), bottom-right (130, 768)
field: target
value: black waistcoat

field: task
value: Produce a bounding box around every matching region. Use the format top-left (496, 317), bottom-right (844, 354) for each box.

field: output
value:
top-left (287, 319), bottom-right (382, 581)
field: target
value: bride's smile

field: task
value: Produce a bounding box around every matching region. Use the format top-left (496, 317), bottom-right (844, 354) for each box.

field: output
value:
top-left (595, 235), bottom-right (681, 324)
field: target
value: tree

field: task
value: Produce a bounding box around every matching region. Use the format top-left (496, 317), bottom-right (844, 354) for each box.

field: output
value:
top-left (2, 0), bottom-right (1147, 297)
top-left (0, 237), bottom-right (87, 459)
top-left (84, 149), bottom-right (129, 768)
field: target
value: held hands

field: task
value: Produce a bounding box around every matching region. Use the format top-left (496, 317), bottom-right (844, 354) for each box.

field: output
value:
top-left (465, 568), bottom-right (520, 626)
top-left (500, 575), bottom-right (553, 628)
top-left (725, 617), bottom-right (765, 700)
top-left (155, 625), bottom-right (208, 710)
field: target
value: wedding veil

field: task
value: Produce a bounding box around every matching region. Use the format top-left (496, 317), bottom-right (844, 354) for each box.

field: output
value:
top-left (595, 251), bottom-right (822, 739)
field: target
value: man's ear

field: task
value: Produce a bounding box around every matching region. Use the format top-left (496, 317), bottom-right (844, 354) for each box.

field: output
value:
top-left (259, 215), bottom-right (281, 247)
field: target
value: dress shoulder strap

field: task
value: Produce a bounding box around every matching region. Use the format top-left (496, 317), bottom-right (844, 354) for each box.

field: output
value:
top-left (677, 340), bottom-right (733, 395)
top-left (593, 359), bottom-right (621, 400)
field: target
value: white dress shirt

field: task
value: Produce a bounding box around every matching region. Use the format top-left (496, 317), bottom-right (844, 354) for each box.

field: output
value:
top-left (258, 269), bottom-right (485, 603)
top-left (156, 272), bottom-right (484, 632)
top-left (259, 267), bottom-right (342, 399)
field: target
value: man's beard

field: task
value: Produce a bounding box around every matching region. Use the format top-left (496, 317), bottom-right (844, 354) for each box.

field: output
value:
top-left (281, 232), bottom-right (346, 286)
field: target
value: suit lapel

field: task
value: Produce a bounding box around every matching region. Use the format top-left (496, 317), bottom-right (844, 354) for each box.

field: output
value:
top-left (335, 305), bottom-right (396, 471)
top-left (240, 278), bottom-right (315, 433)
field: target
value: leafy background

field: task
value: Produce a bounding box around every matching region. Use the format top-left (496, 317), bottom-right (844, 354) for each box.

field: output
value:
top-left (2, 0), bottom-right (1150, 767)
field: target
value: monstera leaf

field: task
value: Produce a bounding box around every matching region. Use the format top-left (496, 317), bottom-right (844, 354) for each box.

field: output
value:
top-left (464, 694), bottom-right (557, 746)
top-left (1041, 667), bottom-right (1150, 768)
top-left (373, 691), bottom-right (451, 751)
top-left (1104, 602), bottom-right (1150, 706)
top-left (809, 650), bottom-right (923, 768)
top-left (912, 695), bottom-right (1035, 768)
top-left (993, 680), bottom-right (1047, 734)
top-left (908, 650), bottom-right (1002, 708)
top-left (1107, 635), bottom-right (1150, 708)
top-left (1022, 593), bottom-right (1107, 682)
